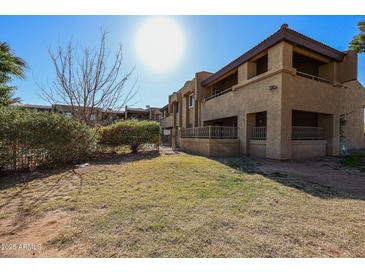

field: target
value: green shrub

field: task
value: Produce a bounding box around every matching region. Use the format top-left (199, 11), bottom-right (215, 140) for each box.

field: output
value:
top-left (99, 119), bottom-right (159, 153)
top-left (0, 107), bottom-right (98, 171)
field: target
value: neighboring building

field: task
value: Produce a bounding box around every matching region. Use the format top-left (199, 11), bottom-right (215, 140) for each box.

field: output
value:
top-left (160, 24), bottom-right (365, 160)
top-left (124, 105), bottom-right (162, 121)
top-left (16, 104), bottom-right (161, 124)
top-left (18, 104), bottom-right (53, 113)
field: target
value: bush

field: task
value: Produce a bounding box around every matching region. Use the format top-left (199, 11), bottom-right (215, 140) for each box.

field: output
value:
top-left (99, 119), bottom-right (159, 153)
top-left (0, 107), bottom-right (98, 171)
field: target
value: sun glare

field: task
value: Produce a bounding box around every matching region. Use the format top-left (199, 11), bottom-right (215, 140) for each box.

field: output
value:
top-left (136, 17), bottom-right (185, 72)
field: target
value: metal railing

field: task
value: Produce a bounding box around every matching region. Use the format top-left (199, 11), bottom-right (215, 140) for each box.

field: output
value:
top-left (204, 88), bottom-right (233, 102)
top-left (252, 126), bottom-right (325, 140)
top-left (252, 127), bottom-right (267, 140)
top-left (292, 126), bottom-right (325, 140)
top-left (296, 71), bottom-right (331, 84)
top-left (181, 126), bottom-right (238, 139)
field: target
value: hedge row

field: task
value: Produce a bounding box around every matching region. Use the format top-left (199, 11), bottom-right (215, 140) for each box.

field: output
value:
top-left (0, 107), bottom-right (98, 171)
top-left (99, 119), bottom-right (160, 153)
top-left (0, 107), bottom-right (160, 172)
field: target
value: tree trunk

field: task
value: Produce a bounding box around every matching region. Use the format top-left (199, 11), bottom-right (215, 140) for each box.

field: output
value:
top-left (131, 144), bottom-right (139, 153)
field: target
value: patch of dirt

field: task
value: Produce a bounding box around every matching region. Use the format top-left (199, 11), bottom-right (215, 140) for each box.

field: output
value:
top-left (256, 156), bottom-right (365, 198)
top-left (159, 146), bottom-right (185, 156)
top-left (0, 210), bottom-right (73, 257)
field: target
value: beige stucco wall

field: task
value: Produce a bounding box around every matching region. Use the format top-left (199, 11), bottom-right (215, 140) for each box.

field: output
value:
top-left (180, 138), bottom-right (240, 157)
top-left (249, 140), bottom-right (266, 158)
top-left (291, 140), bottom-right (328, 159)
top-left (160, 115), bottom-right (173, 129)
top-left (201, 71), bottom-right (283, 159)
top-left (338, 51), bottom-right (358, 83)
top-left (338, 80), bottom-right (365, 149)
top-left (283, 72), bottom-right (365, 153)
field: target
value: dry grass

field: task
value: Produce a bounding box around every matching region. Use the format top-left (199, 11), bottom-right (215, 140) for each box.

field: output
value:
top-left (0, 153), bottom-right (365, 257)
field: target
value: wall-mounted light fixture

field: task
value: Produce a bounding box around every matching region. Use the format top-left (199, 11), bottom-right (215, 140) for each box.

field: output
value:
top-left (269, 85), bottom-right (278, 91)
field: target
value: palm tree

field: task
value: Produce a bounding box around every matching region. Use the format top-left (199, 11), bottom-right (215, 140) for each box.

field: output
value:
top-left (0, 42), bottom-right (26, 106)
top-left (349, 20), bottom-right (365, 53)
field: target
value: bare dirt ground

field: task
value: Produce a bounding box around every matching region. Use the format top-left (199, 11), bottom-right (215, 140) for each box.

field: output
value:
top-left (255, 156), bottom-right (365, 199)
top-left (0, 211), bottom-right (73, 257)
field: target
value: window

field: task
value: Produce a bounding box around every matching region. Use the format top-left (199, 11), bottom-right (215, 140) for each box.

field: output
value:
top-left (175, 103), bottom-right (179, 113)
top-left (188, 94), bottom-right (195, 108)
top-left (90, 114), bottom-right (96, 121)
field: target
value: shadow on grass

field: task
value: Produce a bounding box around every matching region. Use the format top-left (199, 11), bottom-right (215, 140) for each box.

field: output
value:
top-left (0, 149), bottom-right (160, 189)
top-left (0, 148), bottom-right (160, 212)
top-left (213, 156), bottom-right (365, 201)
top-left (92, 149), bottom-right (160, 166)
top-left (0, 149), bottom-right (160, 236)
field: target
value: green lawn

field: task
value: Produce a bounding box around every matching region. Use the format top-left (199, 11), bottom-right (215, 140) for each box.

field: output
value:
top-left (1, 153), bottom-right (364, 257)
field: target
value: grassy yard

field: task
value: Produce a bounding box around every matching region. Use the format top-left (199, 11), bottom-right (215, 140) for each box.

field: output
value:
top-left (1, 152), bottom-right (365, 257)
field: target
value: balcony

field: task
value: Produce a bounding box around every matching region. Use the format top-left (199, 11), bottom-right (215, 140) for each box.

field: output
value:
top-left (292, 126), bottom-right (324, 140)
top-left (204, 87), bottom-right (233, 102)
top-left (296, 71), bottom-right (331, 84)
top-left (181, 126), bottom-right (238, 139)
top-left (252, 127), bottom-right (267, 140)
top-left (252, 126), bottom-right (325, 140)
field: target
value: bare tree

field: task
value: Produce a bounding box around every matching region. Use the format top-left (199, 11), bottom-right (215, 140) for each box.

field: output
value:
top-left (41, 30), bottom-right (136, 124)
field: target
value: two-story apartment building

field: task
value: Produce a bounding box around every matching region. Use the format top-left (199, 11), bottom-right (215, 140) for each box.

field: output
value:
top-left (160, 24), bottom-right (365, 159)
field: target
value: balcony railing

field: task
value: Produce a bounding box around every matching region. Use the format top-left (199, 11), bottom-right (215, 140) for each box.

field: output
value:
top-left (252, 127), bottom-right (267, 140)
top-left (292, 126), bottom-right (325, 140)
top-left (204, 88), bottom-right (233, 102)
top-left (296, 71), bottom-right (331, 84)
top-left (181, 126), bottom-right (238, 139)
top-left (252, 126), bottom-right (325, 140)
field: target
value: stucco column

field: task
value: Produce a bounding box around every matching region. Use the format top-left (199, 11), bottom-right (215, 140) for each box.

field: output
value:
top-left (237, 112), bottom-right (248, 154)
top-left (171, 103), bottom-right (177, 149)
top-left (237, 62), bottom-right (257, 83)
top-left (266, 107), bottom-right (292, 160)
top-left (331, 114), bottom-right (340, 156)
top-left (319, 113), bottom-right (339, 156)
top-left (194, 98), bottom-right (199, 127)
top-left (185, 96), bottom-right (189, 127)
top-left (243, 112), bottom-right (255, 155)
top-left (280, 107), bottom-right (292, 159)
top-left (268, 41), bottom-right (293, 71)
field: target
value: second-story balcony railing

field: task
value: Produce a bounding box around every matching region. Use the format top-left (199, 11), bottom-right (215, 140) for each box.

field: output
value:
top-left (204, 88), bottom-right (233, 102)
top-left (181, 126), bottom-right (238, 139)
top-left (296, 71), bottom-right (331, 84)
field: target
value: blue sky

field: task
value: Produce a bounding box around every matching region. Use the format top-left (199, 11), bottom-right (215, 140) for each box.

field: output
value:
top-left (1, 15), bottom-right (364, 108)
